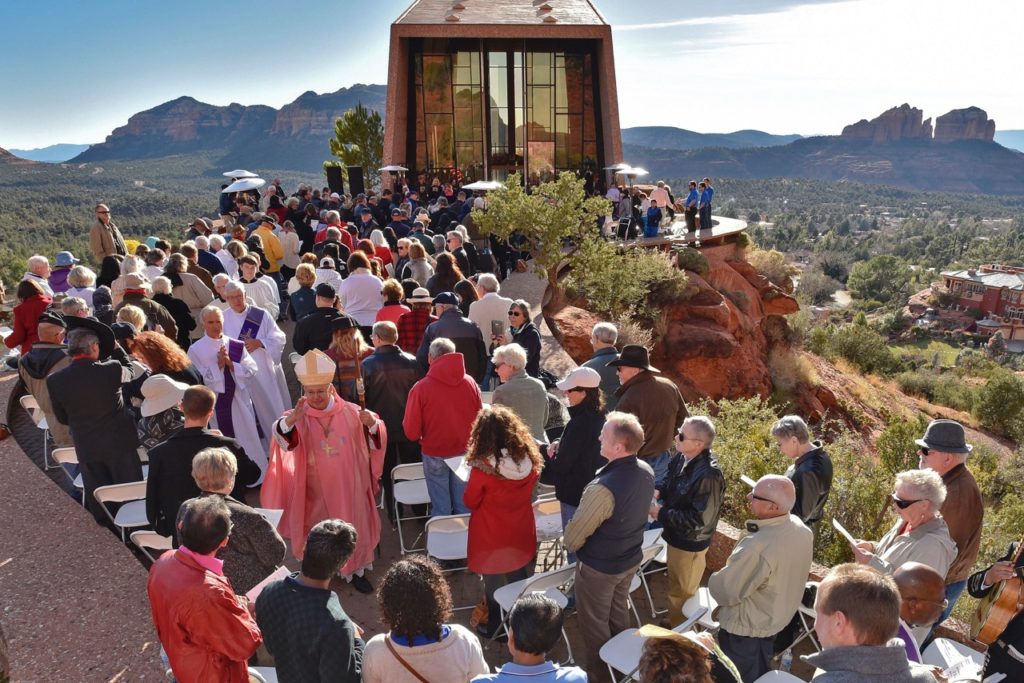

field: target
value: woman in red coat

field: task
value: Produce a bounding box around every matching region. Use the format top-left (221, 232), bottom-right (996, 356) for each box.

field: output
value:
top-left (5, 279), bottom-right (52, 356)
top-left (463, 404), bottom-right (542, 638)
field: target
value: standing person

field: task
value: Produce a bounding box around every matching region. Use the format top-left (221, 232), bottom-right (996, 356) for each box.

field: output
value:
top-left (544, 368), bottom-right (607, 563)
top-left (915, 419), bottom-right (983, 625)
top-left (145, 386), bottom-right (261, 540)
top-left (376, 279), bottom-right (411, 325)
top-left (252, 215), bottom-right (285, 279)
top-left (362, 321), bottom-right (424, 523)
top-left (325, 314), bottom-right (372, 404)
top-left (698, 182), bottom-right (712, 231)
top-left (293, 283), bottom-right (342, 354)
top-left (48, 322), bottom-right (144, 523)
top-left (467, 273), bottom-right (513, 388)
top-left (147, 496), bottom-right (263, 683)
top-left (403, 338), bottom-right (483, 516)
top-left (90, 203), bottom-right (128, 262)
top-left (564, 412), bottom-right (655, 681)
top-left (491, 343), bottom-right (549, 442)
top-left (651, 416), bottom-right (725, 627)
top-left (708, 476), bottom-right (813, 683)
top-left (362, 557), bottom-right (490, 683)
top-left (256, 520), bottom-right (364, 683)
top-left (340, 251), bottom-right (385, 340)
top-left (237, 254), bottom-right (280, 320)
top-left (968, 539), bottom-right (1024, 681)
top-left (260, 349), bottom-right (386, 594)
top-left (581, 322), bottom-right (621, 410)
top-left (165, 253), bottom-right (214, 330)
top-left (802, 563), bottom-right (938, 682)
top-left (610, 345), bottom-right (689, 486)
top-left (288, 264), bottom-right (318, 322)
top-left (504, 300), bottom-right (541, 379)
top-left (416, 292), bottom-right (487, 382)
top-left (187, 306), bottom-right (267, 478)
top-left (464, 406), bottom-right (543, 639)
top-left (396, 287), bottom-right (437, 355)
top-left (772, 415), bottom-right (833, 536)
top-left (151, 276), bottom-right (196, 350)
top-left (645, 200), bottom-right (663, 238)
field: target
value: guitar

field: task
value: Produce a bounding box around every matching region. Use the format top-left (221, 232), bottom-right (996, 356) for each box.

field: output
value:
top-left (971, 540), bottom-right (1024, 646)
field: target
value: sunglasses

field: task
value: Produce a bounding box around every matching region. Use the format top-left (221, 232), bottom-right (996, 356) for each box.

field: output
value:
top-left (565, 387), bottom-right (585, 393)
top-left (891, 494), bottom-right (923, 509)
top-left (509, 311), bottom-right (523, 317)
top-left (918, 447), bottom-right (930, 456)
top-left (750, 493), bottom-right (777, 506)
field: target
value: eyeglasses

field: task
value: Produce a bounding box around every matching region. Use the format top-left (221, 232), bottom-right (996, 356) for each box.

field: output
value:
top-left (750, 493), bottom-right (777, 506)
top-left (509, 311), bottom-right (523, 318)
top-left (891, 494), bottom-right (923, 509)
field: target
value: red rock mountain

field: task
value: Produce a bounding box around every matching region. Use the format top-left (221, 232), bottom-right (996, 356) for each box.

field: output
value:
top-left (841, 104), bottom-right (995, 143)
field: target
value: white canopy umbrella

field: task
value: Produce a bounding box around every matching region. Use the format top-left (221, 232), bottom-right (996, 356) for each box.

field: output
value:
top-left (379, 165), bottom-right (409, 172)
top-left (462, 180), bottom-right (504, 191)
top-left (604, 163), bottom-right (632, 172)
top-left (222, 177), bottom-right (266, 193)
top-left (222, 169), bottom-right (259, 179)
top-left (619, 167), bottom-right (648, 188)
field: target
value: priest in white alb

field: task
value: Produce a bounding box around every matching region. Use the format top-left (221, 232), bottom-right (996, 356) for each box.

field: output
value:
top-left (222, 280), bottom-right (290, 434)
top-left (260, 349), bottom-right (387, 594)
top-left (187, 305), bottom-right (269, 478)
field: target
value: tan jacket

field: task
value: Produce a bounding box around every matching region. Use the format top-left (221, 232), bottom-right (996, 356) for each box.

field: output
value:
top-left (709, 513), bottom-right (813, 638)
top-left (18, 346), bottom-right (72, 448)
top-left (89, 219), bottom-right (125, 263)
top-left (172, 272), bottom-right (214, 318)
top-left (614, 371), bottom-right (689, 458)
top-left (940, 464), bottom-right (984, 583)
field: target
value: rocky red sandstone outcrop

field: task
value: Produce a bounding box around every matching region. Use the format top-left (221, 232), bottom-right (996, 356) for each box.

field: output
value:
top-left (841, 104), bottom-right (996, 143)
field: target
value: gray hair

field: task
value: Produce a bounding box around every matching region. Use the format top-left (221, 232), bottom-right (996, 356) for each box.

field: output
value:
top-left (326, 210), bottom-right (341, 224)
top-left (223, 280), bottom-right (245, 297)
top-left (591, 322), bottom-right (618, 345)
top-left (60, 297), bottom-right (88, 317)
top-left (151, 275), bottom-right (173, 296)
top-left (201, 304), bottom-right (224, 322)
top-left (67, 329), bottom-right (99, 355)
top-left (477, 273), bottom-right (499, 293)
top-left (120, 255), bottom-right (142, 276)
top-left (67, 265), bottom-right (96, 288)
top-left (209, 234), bottom-right (225, 250)
top-left (446, 230), bottom-right (463, 245)
top-left (194, 235), bottom-right (210, 249)
top-left (212, 273), bottom-right (230, 287)
top-left (372, 321), bottom-right (398, 344)
top-left (428, 337), bottom-right (456, 361)
top-left (165, 253), bottom-right (188, 274)
top-left (326, 227), bottom-right (341, 240)
top-left (28, 254), bottom-right (49, 273)
top-left (895, 469), bottom-right (947, 509)
top-left (682, 416), bottom-right (716, 447)
top-left (771, 415), bottom-right (811, 444)
top-left (492, 343), bottom-right (527, 371)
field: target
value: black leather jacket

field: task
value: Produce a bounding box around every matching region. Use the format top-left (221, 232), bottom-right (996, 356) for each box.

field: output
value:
top-left (786, 441), bottom-right (833, 527)
top-left (656, 449), bottom-right (724, 551)
top-left (361, 345), bottom-right (424, 442)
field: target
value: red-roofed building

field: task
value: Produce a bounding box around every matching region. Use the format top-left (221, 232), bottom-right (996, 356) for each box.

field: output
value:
top-left (942, 264), bottom-right (1024, 349)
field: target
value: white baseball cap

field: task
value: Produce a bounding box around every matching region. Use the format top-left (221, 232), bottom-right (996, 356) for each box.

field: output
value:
top-left (556, 367), bottom-right (602, 392)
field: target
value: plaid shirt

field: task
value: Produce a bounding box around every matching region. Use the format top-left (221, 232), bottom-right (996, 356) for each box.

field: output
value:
top-left (255, 574), bottom-right (363, 683)
top-left (397, 309), bottom-right (437, 356)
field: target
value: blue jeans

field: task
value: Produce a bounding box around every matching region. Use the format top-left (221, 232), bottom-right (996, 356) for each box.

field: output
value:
top-left (422, 454), bottom-right (469, 517)
top-left (479, 358), bottom-right (496, 392)
top-left (643, 450), bottom-right (671, 489)
top-left (560, 502), bottom-right (578, 564)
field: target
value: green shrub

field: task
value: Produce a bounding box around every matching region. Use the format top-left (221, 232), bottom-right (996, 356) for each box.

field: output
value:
top-left (826, 324), bottom-right (902, 375)
top-left (973, 370), bottom-right (1024, 438)
top-left (673, 247), bottom-right (709, 275)
top-left (809, 326), bottom-right (830, 356)
top-left (747, 247), bottom-right (797, 292)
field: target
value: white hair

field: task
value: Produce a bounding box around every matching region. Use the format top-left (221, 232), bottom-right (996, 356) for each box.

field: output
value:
top-left (212, 273), bottom-right (230, 286)
top-left (151, 276), bottom-right (173, 296)
top-left (326, 210), bottom-right (341, 224)
top-left (446, 230), bottom-right (463, 244)
top-left (477, 273), bottom-right (499, 293)
top-left (492, 343), bottom-right (527, 371)
top-left (223, 280), bottom-right (245, 297)
top-left (428, 337), bottom-right (456, 361)
top-left (120, 255), bottom-right (141, 276)
top-left (682, 416), bottom-right (716, 447)
top-left (895, 469), bottom-right (947, 509)
top-left (68, 265), bottom-right (96, 288)
top-left (194, 235), bottom-right (210, 249)
top-left (28, 255), bottom-right (49, 273)
top-left (370, 229), bottom-right (387, 248)
top-left (591, 322), bottom-right (618, 345)
top-left (201, 305), bottom-right (224, 322)
top-left (209, 234), bottom-right (225, 250)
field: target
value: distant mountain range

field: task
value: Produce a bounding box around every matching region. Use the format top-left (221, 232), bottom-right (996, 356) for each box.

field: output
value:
top-left (995, 130), bottom-right (1024, 153)
top-left (622, 127), bottom-right (801, 150)
top-left (9, 143), bottom-right (93, 162)
top-left (67, 84), bottom-right (387, 171)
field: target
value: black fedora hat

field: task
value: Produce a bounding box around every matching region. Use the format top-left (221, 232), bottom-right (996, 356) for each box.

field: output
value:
top-left (916, 419), bottom-right (972, 455)
top-left (331, 314), bottom-right (360, 332)
top-left (65, 315), bottom-right (116, 360)
top-left (607, 344), bottom-right (660, 373)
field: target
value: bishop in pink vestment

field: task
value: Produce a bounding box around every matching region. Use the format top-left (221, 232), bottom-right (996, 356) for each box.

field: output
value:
top-left (261, 355), bottom-right (386, 578)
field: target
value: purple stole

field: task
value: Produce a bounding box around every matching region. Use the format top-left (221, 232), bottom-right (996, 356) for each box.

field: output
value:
top-left (238, 306), bottom-right (265, 343)
top-left (214, 338), bottom-right (246, 437)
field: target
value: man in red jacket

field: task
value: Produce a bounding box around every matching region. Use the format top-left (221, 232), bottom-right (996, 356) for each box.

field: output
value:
top-left (147, 496), bottom-right (262, 682)
top-left (403, 337), bottom-right (483, 516)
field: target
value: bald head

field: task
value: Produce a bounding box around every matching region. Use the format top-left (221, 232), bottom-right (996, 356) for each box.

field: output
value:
top-left (893, 562), bottom-right (947, 628)
top-left (750, 475), bottom-right (796, 519)
top-left (37, 322), bottom-right (65, 343)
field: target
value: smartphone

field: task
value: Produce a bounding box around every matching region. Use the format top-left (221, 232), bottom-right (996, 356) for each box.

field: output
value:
top-left (491, 319), bottom-right (507, 338)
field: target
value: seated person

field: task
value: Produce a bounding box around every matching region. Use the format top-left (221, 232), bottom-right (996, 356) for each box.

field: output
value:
top-left (639, 634), bottom-right (714, 683)
top-left (362, 556), bottom-right (489, 683)
top-left (472, 593), bottom-right (586, 682)
top-left (192, 447), bottom-right (286, 595)
top-left (893, 562), bottom-right (947, 663)
top-left (256, 519), bottom-right (364, 683)
top-left (802, 563), bottom-right (939, 682)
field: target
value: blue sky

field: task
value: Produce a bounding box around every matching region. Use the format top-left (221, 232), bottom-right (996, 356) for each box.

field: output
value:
top-left (2, 0), bottom-right (1020, 149)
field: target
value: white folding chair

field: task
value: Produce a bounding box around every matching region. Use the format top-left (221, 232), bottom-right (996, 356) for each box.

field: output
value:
top-left (628, 540), bottom-right (665, 625)
top-left (492, 564), bottom-right (578, 662)
top-left (20, 394), bottom-right (56, 469)
top-left (425, 513), bottom-right (470, 567)
top-left (752, 672), bottom-right (805, 682)
top-left (922, 637), bottom-right (985, 669)
top-left (599, 608), bottom-right (708, 683)
top-left (93, 480), bottom-right (148, 543)
top-left (130, 530), bottom-right (173, 563)
top-left (682, 586), bottom-right (720, 632)
top-left (51, 446), bottom-right (85, 506)
top-left (249, 667), bottom-right (279, 683)
top-left (638, 528), bottom-right (668, 618)
top-left (782, 581), bottom-right (822, 657)
top-left (533, 497), bottom-right (564, 570)
top-left (254, 507), bottom-right (284, 529)
top-left (393, 462), bottom-right (431, 554)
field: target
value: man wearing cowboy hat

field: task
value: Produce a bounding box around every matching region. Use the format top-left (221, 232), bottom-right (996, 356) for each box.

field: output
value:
top-left (609, 345), bottom-right (689, 486)
top-left (916, 418), bottom-right (983, 627)
top-left (48, 318), bottom-right (143, 523)
top-left (19, 310), bottom-right (72, 448)
top-left (261, 349), bottom-right (387, 594)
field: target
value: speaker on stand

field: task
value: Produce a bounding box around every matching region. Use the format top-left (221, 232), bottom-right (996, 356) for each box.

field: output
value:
top-left (347, 166), bottom-right (365, 196)
top-left (325, 165), bottom-right (345, 195)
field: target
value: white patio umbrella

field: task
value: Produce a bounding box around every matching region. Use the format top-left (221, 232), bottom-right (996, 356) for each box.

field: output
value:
top-left (379, 165), bottom-right (409, 172)
top-left (222, 169), bottom-right (259, 179)
top-left (462, 180), bottom-right (504, 191)
top-left (222, 177), bottom-right (266, 193)
top-left (604, 163), bottom-right (632, 172)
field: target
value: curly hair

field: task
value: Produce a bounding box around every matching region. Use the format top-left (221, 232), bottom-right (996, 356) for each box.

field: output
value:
top-left (377, 556), bottom-right (453, 643)
top-left (465, 405), bottom-right (543, 475)
top-left (130, 330), bottom-right (192, 373)
top-left (638, 636), bottom-right (713, 683)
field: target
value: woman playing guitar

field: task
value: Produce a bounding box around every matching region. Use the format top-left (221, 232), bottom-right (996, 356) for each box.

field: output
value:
top-left (968, 540), bottom-right (1024, 679)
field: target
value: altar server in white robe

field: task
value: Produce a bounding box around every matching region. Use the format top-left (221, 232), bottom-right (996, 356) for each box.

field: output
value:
top-left (187, 305), bottom-right (268, 479)
top-left (237, 254), bottom-right (280, 319)
top-left (222, 281), bottom-right (290, 433)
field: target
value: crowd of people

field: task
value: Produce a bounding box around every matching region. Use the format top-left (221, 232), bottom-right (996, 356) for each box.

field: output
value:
top-left (2, 177), bottom-right (1020, 683)
top-left (604, 177), bottom-right (715, 239)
